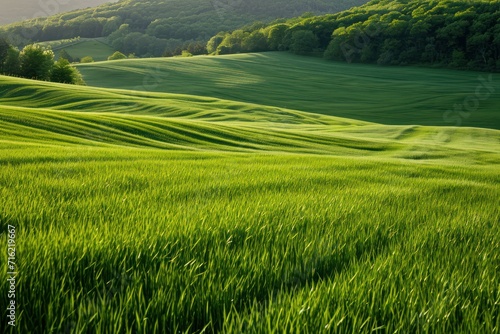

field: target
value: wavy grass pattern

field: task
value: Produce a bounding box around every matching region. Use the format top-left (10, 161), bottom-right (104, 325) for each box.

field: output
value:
top-left (0, 54), bottom-right (499, 333)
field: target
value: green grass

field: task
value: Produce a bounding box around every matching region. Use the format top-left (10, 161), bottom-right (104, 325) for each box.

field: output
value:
top-left (39, 38), bottom-right (116, 61)
top-left (0, 53), bottom-right (499, 333)
top-left (76, 52), bottom-right (500, 129)
top-left (0, 148), bottom-right (498, 333)
top-left (0, 75), bottom-right (498, 160)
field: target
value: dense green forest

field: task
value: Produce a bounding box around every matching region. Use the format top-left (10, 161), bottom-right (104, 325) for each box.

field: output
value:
top-left (1, 0), bottom-right (498, 70)
top-left (207, 0), bottom-right (500, 71)
top-left (0, 0), bottom-right (369, 57)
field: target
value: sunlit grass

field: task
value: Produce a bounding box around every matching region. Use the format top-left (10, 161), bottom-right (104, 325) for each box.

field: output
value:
top-left (0, 59), bottom-right (499, 333)
top-left (0, 148), bottom-right (498, 333)
top-left (1, 75), bottom-right (498, 162)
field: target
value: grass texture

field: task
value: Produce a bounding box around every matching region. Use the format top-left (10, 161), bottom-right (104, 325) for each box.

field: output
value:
top-left (0, 53), bottom-right (499, 333)
top-left (77, 52), bottom-right (500, 129)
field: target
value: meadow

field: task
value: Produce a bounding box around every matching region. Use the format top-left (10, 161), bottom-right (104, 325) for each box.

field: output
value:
top-left (77, 52), bottom-right (500, 129)
top-left (0, 53), bottom-right (499, 333)
top-left (39, 38), bottom-right (116, 62)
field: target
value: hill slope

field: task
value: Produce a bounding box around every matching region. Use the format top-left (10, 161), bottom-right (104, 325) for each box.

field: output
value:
top-left (77, 53), bottom-right (500, 129)
top-left (0, 71), bottom-right (499, 333)
top-left (38, 38), bottom-right (116, 61)
top-left (1, 74), bottom-right (498, 162)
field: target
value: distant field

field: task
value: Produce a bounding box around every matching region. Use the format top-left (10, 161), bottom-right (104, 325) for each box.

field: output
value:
top-left (77, 52), bottom-right (500, 129)
top-left (0, 75), bottom-right (498, 159)
top-left (39, 38), bottom-right (115, 61)
top-left (0, 58), bottom-right (499, 333)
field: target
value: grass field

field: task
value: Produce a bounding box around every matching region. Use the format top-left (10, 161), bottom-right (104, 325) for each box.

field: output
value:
top-left (0, 53), bottom-right (499, 333)
top-left (38, 38), bottom-right (116, 61)
top-left (77, 52), bottom-right (500, 129)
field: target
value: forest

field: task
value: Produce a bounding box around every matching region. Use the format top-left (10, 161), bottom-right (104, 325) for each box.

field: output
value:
top-left (0, 0), bottom-right (369, 57)
top-left (1, 0), bottom-right (498, 71)
top-left (207, 0), bottom-right (500, 71)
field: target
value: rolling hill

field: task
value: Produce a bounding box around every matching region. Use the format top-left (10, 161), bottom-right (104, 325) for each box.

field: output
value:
top-left (0, 47), bottom-right (499, 332)
top-left (0, 64), bottom-right (499, 159)
top-left (76, 52), bottom-right (500, 129)
top-left (0, 66), bottom-right (499, 332)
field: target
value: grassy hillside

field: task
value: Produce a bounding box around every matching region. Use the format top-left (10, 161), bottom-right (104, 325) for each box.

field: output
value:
top-left (1, 74), bottom-right (499, 158)
top-left (0, 73), bottom-right (499, 333)
top-left (1, 148), bottom-right (498, 333)
top-left (1, 48), bottom-right (500, 332)
top-left (77, 52), bottom-right (500, 129)
top-left (38, 38), bottom-right (115, 61)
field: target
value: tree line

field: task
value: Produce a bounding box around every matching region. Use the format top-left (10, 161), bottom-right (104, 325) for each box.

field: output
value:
top-left (206, 0), bottom-right (500, 72)
top-left (0, 38), bottom-right (84, 84)
top-left (0, 0), bottom-right (369, 58)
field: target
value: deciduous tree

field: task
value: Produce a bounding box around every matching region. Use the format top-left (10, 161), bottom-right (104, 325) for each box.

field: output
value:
top-left (50, 58), bottom-right (85, 85)
top-left (19, 44), bottom-right (54, 80)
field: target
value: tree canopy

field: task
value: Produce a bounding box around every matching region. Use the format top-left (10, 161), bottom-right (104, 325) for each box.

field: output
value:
top-left (19, 44), bottom-right (55, 80)
top-left (0, 0), bottom-right (370, 57)
top-left (0, 38), bottom-right (85, 84)
top-left (51, 58), bottom-right (85, 84)
top-left (108, 51), bottom-right (127, 61)
top-left (205, 0), bottom-right (500, 72)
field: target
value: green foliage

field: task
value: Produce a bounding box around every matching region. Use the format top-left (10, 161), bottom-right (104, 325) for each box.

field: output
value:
top-left (107, 51), bottom-right (127, 61)
top-left (265, 24), bottom-right (289, 51)
top-left (0, 39), bottom-right (85, 83)
top-left (217, 30), bottom-right (248, 54)
top-left (207, 0), bottom-right (500, 72)
top-left (50, 58), bottom-right (85, 85)
top-left (0, 38), bottom-right (9, 68)
top-left (241, 31), bottom-right (268, 52)
top-left (58, 49), bottom-right (74, 63)
top-left (0, 0), bottom-right (370, 57)
top-left (80, 56), bottom-right (95, 63)
top-left (206, 33), bottom-right (225, 54)
top-left (19, 44), bottom-right (55, 80)
top-left (184, 41), bottom-right (207, 56)
top-left (322, 0), bottom-right (500, 70)
top-left (2, 47), bottom-right (21, 76)
top-left (290, 30), bottom-right (319, 54)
